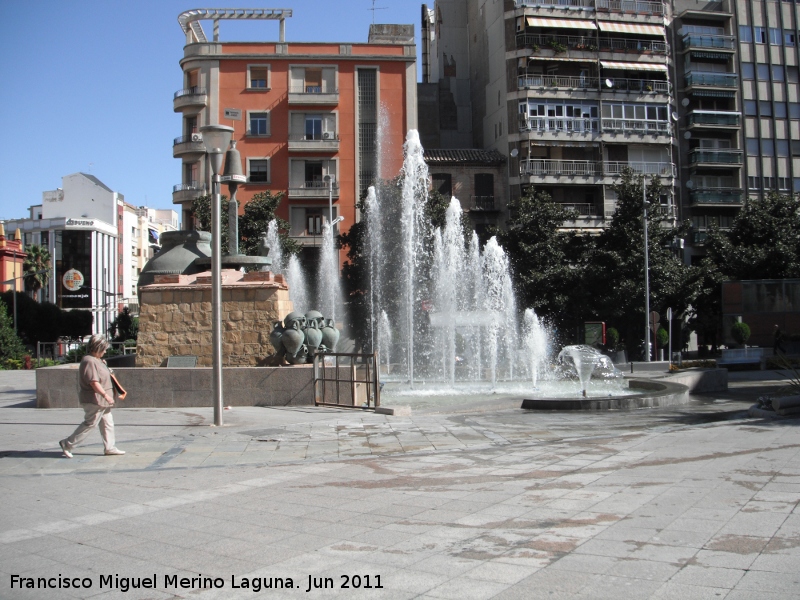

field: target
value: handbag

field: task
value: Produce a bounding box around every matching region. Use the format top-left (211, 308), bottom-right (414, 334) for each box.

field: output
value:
top-left (110, 374), bottom-right (127, 400)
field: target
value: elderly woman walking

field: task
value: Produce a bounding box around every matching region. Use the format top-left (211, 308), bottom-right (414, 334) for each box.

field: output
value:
top-left (59, 334), bottom-right (125, 458)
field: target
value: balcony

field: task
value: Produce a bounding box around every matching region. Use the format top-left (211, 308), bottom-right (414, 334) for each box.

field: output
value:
top-left (604, 161), bottom-right (675, 177)
top-left (516, 34), bottom-right (598, 53)
top-left (686, 111), bottom-right (740, 128)
top-left (602, 77), bottom-right (671, 94)
top-left (288, 181), bottom-right (340, 199)
top-left (288, 84), bottom-right (339, 105)
top-left (562, 203), bottom-right (600, 217)
top-left (598, 37), bottom-right (668, 54)
top-left (173, 134), bottom-right (206, 158)
top-left (514, 0), bottom-right (595, 8)
top-left (596, 0), bottom-right (665, 15)
top-left (520, 159), bottom-right (600, 178)
top-left (519, 75), bottom-right (598, 91)
top-left (172, 182), bottom-right (207, 205)
top-left (690, 189), bottom-right (743, 206)
top-left (469, 196), bottom-right (499, 212)
top-left (601, 119), bottom-right (670, 135)
top-left (682, 34), bottom-right (735, 51)
top-left (519, 116), bottom-right (600, 134)
top-left (684, 71), bottom-right (738, 88)
top-left (689, 149), bottom-right (742, 165)
top-left (287, 133), bottom-right (340, 152)
top-left (173, 87), bottom-right (207, 113)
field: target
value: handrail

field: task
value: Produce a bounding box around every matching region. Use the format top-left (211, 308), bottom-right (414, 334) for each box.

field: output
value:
top-left (596, 0), bottom-right (665, 15)
top-left (689, 149), bottom-right (743, 164)
top-left (521, 116), bottom-right (600, 132)
top-left (173, 182), bottom-right (206, 193)
top-left (173, 87), bottom-right (208, 99)
top-left (602, 78), bottom-right (671, 93)
top-left (519, 75), bottom-right (599, 89)
top-left (598, 37), bottom-right (668, 54)
top-left (173, 134), bottom-right (204, 146)
top-left (685, 72), bottom-right (738, 87)
top-left (288, 133), bottom-right (339, 141)
top-left (682, 34), bottom-right (736, 50)
top-left (288, 85), bottom-right (339, 94)
top-left (515, 0), bottom-right (595, 7)
top-left (601, 119), bottom-right (671, 133)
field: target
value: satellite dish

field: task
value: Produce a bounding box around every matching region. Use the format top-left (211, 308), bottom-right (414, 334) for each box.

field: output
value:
top-left (686, 180), bottom-right (694, 189)
top-left (510, 148), bottom-right (519, 158)
top-left (681, 98), bottom-right (690, 107)
top-left (605, 78), bottom-right (614, 88)
top-left (671, 111), bottom-right (679, 121)
top-left (684, 131), bottom-right (692, 139)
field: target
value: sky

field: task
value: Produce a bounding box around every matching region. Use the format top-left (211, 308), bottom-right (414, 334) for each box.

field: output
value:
top-left (0, 0), bottom-right (422, 223)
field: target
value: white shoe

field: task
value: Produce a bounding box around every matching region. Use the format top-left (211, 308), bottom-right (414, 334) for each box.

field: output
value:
top-left (104, 447), bottom-right (125, 456)
top-left (59, 440), bottom-right (73, 458)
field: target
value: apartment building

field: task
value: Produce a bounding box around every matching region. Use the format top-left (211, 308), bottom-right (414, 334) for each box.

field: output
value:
top-left (172, 9), bottom-right (417, 265)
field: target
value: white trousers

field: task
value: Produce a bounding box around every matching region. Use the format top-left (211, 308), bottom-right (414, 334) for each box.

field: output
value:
top-left (65, 404), bottom-right (115, 453)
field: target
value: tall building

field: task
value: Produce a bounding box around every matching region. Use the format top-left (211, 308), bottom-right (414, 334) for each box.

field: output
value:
top-left (0, 224), bottom-right (25, 295)
top-left (172, 9), bottom-right (417, 265)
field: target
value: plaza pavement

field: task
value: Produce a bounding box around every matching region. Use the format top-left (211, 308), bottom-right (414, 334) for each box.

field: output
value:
top-left (0, 369), bottom-right (798, 599)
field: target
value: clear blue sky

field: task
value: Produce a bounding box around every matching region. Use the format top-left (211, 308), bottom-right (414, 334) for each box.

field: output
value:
top-left (0, 0), bottom-right (422, 223)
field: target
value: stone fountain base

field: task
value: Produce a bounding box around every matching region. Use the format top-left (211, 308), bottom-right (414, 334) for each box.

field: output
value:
top-left (521, 378), bottom-right (690, 411)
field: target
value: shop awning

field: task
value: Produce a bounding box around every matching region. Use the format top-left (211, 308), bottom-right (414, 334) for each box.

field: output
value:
top-left (598, 22), bottom-right (664, 36)
top-left (526, 17), bottom-right (596, 30)
top-left (600, 61), bottom-right (668, 72)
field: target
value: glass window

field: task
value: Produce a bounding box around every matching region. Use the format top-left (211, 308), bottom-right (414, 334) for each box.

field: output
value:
top-left (764, 176), bottom-right (775, 188)
top-left (741, 63), bottom-right (755, 79)
top-left (772, 65), bottom-right (785, 81)
top-left (744, 100), bottom-right (758, 116)
top-left (770, 28), bottom-right (782, 45)
top-left (305, 115), bottom-right (322, 140)
top-left (760, 101), bottom-right (772, 116)
top-left (432, 174), bottom-right (452, 196)
top-left (757, 64), bottom-right (770, 80)
top-left (249, 112), bottom-right (269, 136)
top-left (794, 178), bottom-right (800, 192)
top-left (777, 140), bottom-right (789, 156)
top-left (762, 140), bottom-right (775, 156)
top-left (788, 67), bottom-right (800, 83)
top-left (746, 138), bottom-right (760, 155)
top-left (740, 26), bottom-right (753, 43)
top-left (754, 27), bottom-right (766, 44)
top-left (778, 176), bottom-right (791, 190)
top-left (791, 103), bottom-right (800, 118)
top-left (786, 32), bottom-right (796, 47)
top-left (775, 102), bottom-right (787, 118)
top-left (748, 176), bottom-right (760, 190)
top-left (249, 159), bottom-right (269, 183)
top-left (249, 66), bottom-right (268, 88)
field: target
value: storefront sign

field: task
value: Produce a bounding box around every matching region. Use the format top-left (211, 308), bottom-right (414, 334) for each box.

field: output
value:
top-left (62, 268), bottom-right (85, 292)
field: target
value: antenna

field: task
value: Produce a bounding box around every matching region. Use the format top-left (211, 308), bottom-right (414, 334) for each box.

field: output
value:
top-left (369, 0), bottom-right (388, 24)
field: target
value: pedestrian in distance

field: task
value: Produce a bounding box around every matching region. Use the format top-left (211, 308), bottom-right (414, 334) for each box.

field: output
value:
top-left (773, 324), bottom-right (787, 355)
top-left (59, 334), bottom-right (126, 458)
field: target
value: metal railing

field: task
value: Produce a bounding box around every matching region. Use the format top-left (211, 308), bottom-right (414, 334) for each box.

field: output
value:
top-left (521, 159), bottom-right (599, 176)
top-left (601, 119), bottom-right (671, 133)
top-left (471, 196), bottom-right (498, 211)
top-left (685, 72), bottom-right (738, 87)
top-left (515, 0), bottom-right (595, 7)
top-left (288, 84), bottom-right (339, 94)
top-left (598, 37), bottom-right (668, 54)
top-left (173, 134), bottom-right (204, 145)
top-left (313, 352), bottom-right (380, 409)
top-left (173, 86), bottom-right (207, 99)
top-left (562, 203), bottom-right (599, 216)
top-left (602, 78), bottom-right (671, 93)
top-left (690, 189), bottom-right (743, 204)
top-left (687, 112), bottom-right (740, 127)
top-left (288, 133), bottom-right (339, 141)
top-left (604, 161), bottom-right (675, 176)
top-left (173, 182), bottom-right (206, 193)
top-left (519, 75), bottom-right (599, 90)
top-left (596, 0), bottom-right (665, 15)
top-left (689, 149), bottom-right (743, 164)
top-left (516, 33), bottom-right (597, 52)
top-left (36, 341), bottom-right (136, 366)
top-left (521, 116), bottom-right (600, 133)
top-left (682, 34), bottom-right (736, 50)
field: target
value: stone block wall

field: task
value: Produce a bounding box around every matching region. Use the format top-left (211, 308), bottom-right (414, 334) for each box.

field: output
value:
top-left (137, 270), bottom-right (293, 367)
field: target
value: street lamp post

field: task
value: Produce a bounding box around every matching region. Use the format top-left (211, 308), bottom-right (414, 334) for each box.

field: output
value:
top-left (643, 179), bottom-right (651, 362)
top-left (200, 124), bottom-right (234, 427)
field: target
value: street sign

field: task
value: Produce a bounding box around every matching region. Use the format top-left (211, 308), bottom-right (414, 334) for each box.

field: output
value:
top-left (666, 307), bottom-right (672, 321)
top-left (224, 108), bottom-right (242, 120)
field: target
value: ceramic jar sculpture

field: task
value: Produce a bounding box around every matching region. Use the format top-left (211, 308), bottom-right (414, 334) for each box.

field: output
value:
top-left (269, 310), bottom-right (338, 364)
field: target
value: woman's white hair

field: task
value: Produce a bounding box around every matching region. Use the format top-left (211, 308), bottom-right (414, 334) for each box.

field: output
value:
top-left (86, 334), bottom-right (109, 355)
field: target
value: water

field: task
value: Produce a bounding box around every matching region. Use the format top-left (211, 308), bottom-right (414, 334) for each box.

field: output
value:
top-left (285, 254), bottom-right (309, 315)
top-left (317, 222), bottom-right (342, 323)
top-left (264, 220), bottom-right (284, 273)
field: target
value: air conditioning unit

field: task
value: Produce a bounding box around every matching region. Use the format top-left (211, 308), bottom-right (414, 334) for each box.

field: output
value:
top-left (322, 132), bottom-right (334, 140)
top-left (191, 133), bottom-right (203, 142)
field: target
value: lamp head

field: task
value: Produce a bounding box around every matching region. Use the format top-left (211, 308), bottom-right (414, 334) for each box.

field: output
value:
top-left (199, 125), bottom-right (234, 154)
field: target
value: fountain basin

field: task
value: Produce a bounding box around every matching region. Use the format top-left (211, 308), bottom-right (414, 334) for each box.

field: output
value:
top-left (521, 378), bottom-right (689, 411)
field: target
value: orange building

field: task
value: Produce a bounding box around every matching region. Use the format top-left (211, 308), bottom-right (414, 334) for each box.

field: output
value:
top-left (0, 224), bottom-right (26, 295)
top-left (172, 9), bottom-right (417, 265)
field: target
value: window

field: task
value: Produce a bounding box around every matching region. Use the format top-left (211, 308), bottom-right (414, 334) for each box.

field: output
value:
top-left (305, 115), bottom-right (323, 140)
top-left (305, 161), bottom-right (324, 187)
top-left (786, 32), bottom-right (796, 47)
top-left (474, 174), bottom-right (494, 209)
top-left (770, 28), bottom-right (782, 45)
top-left (248, 65), bottom-right (269, 89)
top-left (754, 27), bottom-right (766, 44)
top-left (249, 112), bottom-right (270, 136)
top-left (792, 140), bottom-right (800, 156)
top-left (306, 209), bottom-right (323, 235)
top-left (760, 101), bottom-right (772, 116)
top-left (748, 176), bottom-right (760, 190)
top-left (762, 139), bottom-right (775, 156)
top-left (305, 68), bottom-right (322, 93)
top-left (778, 177), bottom-right (791, 190)
top-left (788, 67), bottom-right (799, 83)
top-left (432, 173), bottom-right (452, 197)
top-left (794, 178), bottom-right (800, 192)
top-left (739, 26), bottom-right (753, 43)
top-left (757, 64), bottom-right (770, 81)
top-left (775, 102), bottom-right (787, 118)
top-left (744, 101), bottom-right (757, 116)
top-left (763, 176), bottom-right (776, 189)
top-left (746, 138), bottom-right (759, 155)
top-left (772, 65), bottom-right (785, 81)
top-left (741, 63), bottom-right (755, 80)
top-left (249, 159), bottom-right (269, 183)
top-left (791, 103), bottom-right (800, 118)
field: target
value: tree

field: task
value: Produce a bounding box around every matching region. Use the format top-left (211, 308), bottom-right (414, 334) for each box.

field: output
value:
top-left (191, 191), bottom-right (299, 259)
top-left (108, 307), bottom-right (138, 342)
top-left (22, 244), bottom-right (51, 298)
top-left (0, 298), bottom-right (25, 362)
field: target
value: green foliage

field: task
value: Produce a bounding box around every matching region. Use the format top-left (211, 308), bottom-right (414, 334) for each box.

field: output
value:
top-left (108, 307), bottom-right (138, 342)
top-left (1, 291), bottom-right (93, 346)
top-left (730, 321), bottom-right (751, 345)
top-left (191, 191), bottom-right (300, 260)
top-left (656, 327), bottom-right (669, 347)
top-left (0, 298), bottom-right (25, 362)
top-left (22, 244), bottom-right (51, 296)
top-left (606, 327), bottom-right (620, 350)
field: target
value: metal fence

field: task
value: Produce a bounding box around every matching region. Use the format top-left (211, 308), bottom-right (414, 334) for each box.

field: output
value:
top-left (313, 352), bottom-right (381, 409)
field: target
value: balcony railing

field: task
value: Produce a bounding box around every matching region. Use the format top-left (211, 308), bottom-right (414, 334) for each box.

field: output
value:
top-left (521, 159), bottom-right (599, 177)
top-left (519, 75), bottom-right (599, 90)
top-left (514, 0), bottom-right (595, 7)
top-left (689, 149), bottom-right (743, 164)
top-left (685, 72), bottom-right (738, 87)
top-left (598, 37), bottom-right (668, 54)
top-left (173, 86), bottom-right (208, 99)
top-left (562, 203), bottom-right (599, 216)
top-left (521, 116), bottom-right (600, 133)
top-left (172, 182), bottom-right (206, 193)
top-left (601, 119), bottom-right (670, 134)
top-left (173, 134), bottom-right (202, 145)
top-left (288, 133), bottom-right (339, 141)
top-left (516, 34), bottom-right (597, 52)
top-left (604, 161), bottom-right (675, 176)
top-left (596, 0), bottom-right (665, 15)
top-left (690, 189), bottom-right (743, 204)
top-left (602, 77), bottom-right (671, 94)
top-left (682, 34), bottom-right (736, 50)
top-left (288, 84), bottom-right (338, 94)
top-left (471, 196), bottom-right (498, 211)
top-left (686, 111), bottom-right (740, 127)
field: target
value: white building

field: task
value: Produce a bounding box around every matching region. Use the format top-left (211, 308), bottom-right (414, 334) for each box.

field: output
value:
top-left (2, 173), bottom-right (177, 336)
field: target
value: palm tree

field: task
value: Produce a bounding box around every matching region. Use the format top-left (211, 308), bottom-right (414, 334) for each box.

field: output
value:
top-left (23, 245), bottom-right (51, 300)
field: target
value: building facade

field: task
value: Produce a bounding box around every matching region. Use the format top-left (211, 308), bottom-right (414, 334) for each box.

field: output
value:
top-left (0, 224), bottom-right (25, 295)
top-left (172, 9), bottom-right (418, 266)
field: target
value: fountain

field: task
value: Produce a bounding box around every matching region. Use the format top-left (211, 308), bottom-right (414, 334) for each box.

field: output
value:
top-left (556, 345), bottom-right (624, 397)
